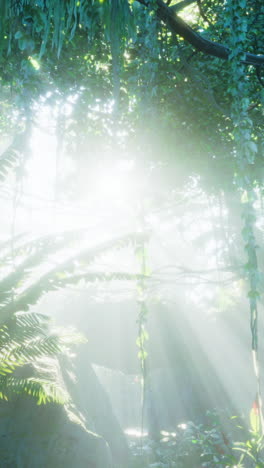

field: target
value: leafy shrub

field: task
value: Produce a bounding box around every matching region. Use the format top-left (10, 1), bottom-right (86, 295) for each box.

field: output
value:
top-left (127, 410), bottom-right (264, 468)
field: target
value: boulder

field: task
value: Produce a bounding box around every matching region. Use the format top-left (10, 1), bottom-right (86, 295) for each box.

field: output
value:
top-left (0, 398), bottom-right (112, 468)
top-left (0, 343), bottom-right (129, 467)
top-left (60, 343), bottom-right (129, 464)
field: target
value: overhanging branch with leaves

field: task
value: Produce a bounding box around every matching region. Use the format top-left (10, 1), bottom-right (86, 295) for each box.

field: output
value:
top-left (137, 0), bottom-right (264, 66)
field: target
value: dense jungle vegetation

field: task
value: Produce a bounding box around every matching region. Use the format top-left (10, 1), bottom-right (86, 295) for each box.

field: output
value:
top-left (0, 0), bottom-right (264, 466)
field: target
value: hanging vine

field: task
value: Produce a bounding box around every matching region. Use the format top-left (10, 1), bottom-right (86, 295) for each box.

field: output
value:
top-left (135, 213), bottom-right (149, 438)
top-left (226, 0), bottom-right (263, 433)
top-left (131, 3), bottom-right (160, 438)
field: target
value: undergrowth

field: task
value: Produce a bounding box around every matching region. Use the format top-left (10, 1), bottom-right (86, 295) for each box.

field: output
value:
top-left (126, 411), bottom-right (264, 468)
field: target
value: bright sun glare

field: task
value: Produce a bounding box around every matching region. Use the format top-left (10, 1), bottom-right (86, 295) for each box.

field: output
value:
top-left (22, 108), bottom-right (139, 236)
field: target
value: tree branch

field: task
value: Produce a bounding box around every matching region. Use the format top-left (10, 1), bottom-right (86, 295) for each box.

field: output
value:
top-left (137, 0), bottom-right (264, 67)
top-left (170, 0), bottom-right (196, 12)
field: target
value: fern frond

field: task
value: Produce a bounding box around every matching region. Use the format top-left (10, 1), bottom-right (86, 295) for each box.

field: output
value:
top-left (0, 146), bottom-right (19, 181)
top-left (0, 334), bottom-right (62, 362)
top-left (0, 375), bottom-right (69, 404)
top-left (0, 230), bottom-right (147, 405)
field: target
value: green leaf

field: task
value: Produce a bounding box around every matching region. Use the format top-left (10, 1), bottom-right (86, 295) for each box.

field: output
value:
top-left (250, 404), bottom-right (261, 434)
top-left (14, 31), bottom-right (23, 39)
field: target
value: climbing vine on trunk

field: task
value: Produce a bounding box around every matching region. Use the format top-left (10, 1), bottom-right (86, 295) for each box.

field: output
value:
top-left (226, 0), bottom-right (263, 432)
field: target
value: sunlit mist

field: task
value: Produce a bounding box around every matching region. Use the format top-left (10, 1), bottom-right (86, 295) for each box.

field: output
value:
top-left (0, 4), bottom-right (262, 465)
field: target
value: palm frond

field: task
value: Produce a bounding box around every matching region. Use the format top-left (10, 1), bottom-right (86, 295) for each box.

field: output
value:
top-left (0, 231), bottom-right (149, 324)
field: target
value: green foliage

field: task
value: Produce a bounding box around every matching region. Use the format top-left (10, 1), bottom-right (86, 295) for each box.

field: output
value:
top-left (0, 0), bottom-right (135, 58)
top-left (0, 0), bottom-right (262, 196)
top-left (224, 1), bottom-right (263, 434)
top-left (127, 412), bottom-right (264, 468)
top-left (0, 310), bottom-right (73, 404)
top-left (233, 433), bottom-right (264, 467)
top-left (0, 230), bottom-right (91, 404)
top-left (128, 414), bottom-right (238, 468)
top-left (0, 145), bottom-right (19, 182)
top-left (0, 228), bottom-right (149, 404)
top-left (0, 230), bottom-right (148, 323)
